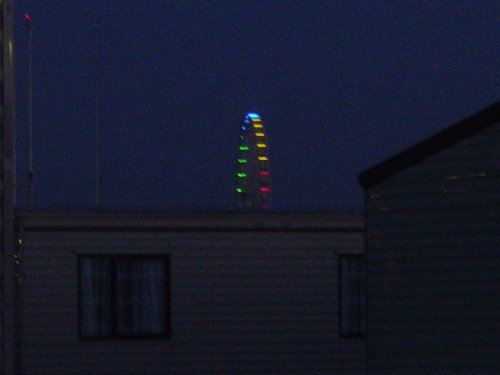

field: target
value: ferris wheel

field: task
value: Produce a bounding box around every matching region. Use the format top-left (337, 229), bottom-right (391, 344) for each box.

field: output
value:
top-left (235, 112), bottom-right (271, 210)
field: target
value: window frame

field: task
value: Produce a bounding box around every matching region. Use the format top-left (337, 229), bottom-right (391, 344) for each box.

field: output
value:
top-left (338, 254), bottom-right (366, 338)
top-left (78, 254), bottom-right (171, 340)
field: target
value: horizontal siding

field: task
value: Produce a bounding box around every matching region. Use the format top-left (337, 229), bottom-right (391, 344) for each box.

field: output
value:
top-left (365, 122), bottom-right (500, 374)
top-left (19, 233), bottom-right (363, 257)
top-left (19, 222), bottom-right (365, 375)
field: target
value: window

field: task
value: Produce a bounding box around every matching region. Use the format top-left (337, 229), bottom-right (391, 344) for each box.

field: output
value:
top-left (339, 255), bottom-right (365, 337)
top-left (79, 255), bottom-right (170, 339)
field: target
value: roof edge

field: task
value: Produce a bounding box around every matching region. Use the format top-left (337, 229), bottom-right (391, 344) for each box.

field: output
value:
top-left (17, 211), bottom-right (364, 232)
top-left (359, 100), bottom-right (500, 189)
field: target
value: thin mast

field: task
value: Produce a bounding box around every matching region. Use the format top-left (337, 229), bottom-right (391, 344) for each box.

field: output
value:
top-left (93, 21), bottom-right (101, 206)
top-left (26, 13), bottom-right (34, 206)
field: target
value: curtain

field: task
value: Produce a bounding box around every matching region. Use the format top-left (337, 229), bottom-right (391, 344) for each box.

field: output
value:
top-left (80, 257), bottom-right (111, 337)
top-left (116, 259), bottom-right (165, 335)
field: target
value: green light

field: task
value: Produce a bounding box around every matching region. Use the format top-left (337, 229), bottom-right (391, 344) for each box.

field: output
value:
top-left (237, 172), bottom-right (247, 178)
top-left (236, 188), bottom-right (244, 193)
top-left (239, 146), bottom-right (249, 151)
top-left (237, 158), bottom-right (247, 163)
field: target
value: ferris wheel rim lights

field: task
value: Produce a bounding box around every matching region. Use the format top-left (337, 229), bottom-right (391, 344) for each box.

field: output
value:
top-left (235, 112), bottom-right (271, 210)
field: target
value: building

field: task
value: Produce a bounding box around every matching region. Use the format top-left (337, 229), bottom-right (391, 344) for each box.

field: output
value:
top-left (15, 212), bottom-right (365, 374)
top-left (359, 101), bottom-right (500, 374)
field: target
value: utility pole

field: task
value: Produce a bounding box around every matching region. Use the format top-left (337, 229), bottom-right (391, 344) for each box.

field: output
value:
top-left (1, 2), bottom-right (16, 375)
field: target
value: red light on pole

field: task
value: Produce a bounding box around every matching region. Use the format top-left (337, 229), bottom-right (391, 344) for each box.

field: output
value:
top-left (24, 13), bottom-right (31, 21)
top-left (259, 171), bottom-right (270, 176)
top-left (260, 186), bottom-right (270, 192)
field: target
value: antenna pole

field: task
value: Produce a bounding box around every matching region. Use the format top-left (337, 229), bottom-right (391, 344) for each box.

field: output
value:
top-left (26, 13), bottom-right (34, 206)
top-left (93, 21), bottom-right (101, 206)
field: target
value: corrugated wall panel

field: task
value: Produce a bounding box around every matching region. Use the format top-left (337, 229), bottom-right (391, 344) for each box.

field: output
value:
top-left (365, 122), bottom-right (500, 374)
top-left (19, 218), bottom-right (365, 375)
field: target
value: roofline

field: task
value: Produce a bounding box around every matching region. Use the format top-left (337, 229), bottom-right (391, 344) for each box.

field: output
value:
top-left (359, 100), bottom-right (500, 189)
top-left (17, 211), bottom-right (364, 232)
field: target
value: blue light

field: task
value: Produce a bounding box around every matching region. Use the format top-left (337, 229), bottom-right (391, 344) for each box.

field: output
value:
top-left (247, 112), bottom-right (260, 119)
top-left (241, 125), bottom-right (247, 130)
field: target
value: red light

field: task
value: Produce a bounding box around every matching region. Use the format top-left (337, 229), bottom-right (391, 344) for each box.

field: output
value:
top-left (259, 171), bottom-right (270, 176)
top-left (260, 186), bottom-right (270, 192)
top-left (24, 13), bottom-right (31, 21)
top-left (261, 203), bottom-right (270, 209)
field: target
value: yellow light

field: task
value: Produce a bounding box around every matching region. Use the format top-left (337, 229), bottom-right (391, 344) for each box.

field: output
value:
top-left (256, 143), bottom-right (266, 148)
top-left (258, 156), bottom-right (268, 161)
top-left (255, 132), bottom-right (265, 137)
top-left (253, 124), bottom-right (263, 129)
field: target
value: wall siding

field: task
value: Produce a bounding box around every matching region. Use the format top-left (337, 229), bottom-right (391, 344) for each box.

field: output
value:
top-left (365, 122), bottom-right (500, 374)
top-left (18, 215), bottom-right (364, 374)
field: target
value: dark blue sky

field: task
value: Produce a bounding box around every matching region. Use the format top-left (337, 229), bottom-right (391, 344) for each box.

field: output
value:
top-left (14, 1), bottom-right (499, 211)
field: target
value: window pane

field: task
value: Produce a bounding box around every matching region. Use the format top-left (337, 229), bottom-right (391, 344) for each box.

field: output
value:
top-left (116, 259), bottom-right (166, 335)
top-left (80, 257), bottom-right (111, 337)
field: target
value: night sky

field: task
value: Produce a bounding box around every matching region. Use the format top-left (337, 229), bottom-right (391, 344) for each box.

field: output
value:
top-left (13, 1), bottom-right (499, 211)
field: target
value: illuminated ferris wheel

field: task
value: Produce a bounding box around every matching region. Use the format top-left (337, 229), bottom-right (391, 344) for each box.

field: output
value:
top-left (235, 112), bottom-right (271, 210)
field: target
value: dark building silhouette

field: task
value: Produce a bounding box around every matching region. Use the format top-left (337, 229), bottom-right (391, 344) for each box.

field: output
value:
top-left (16, 212), bottom-right (365, 374)
top-left (359, 101), bottom-right (500, 374)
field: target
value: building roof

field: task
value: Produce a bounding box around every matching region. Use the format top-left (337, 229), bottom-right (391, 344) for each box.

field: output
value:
top-left (18, 211), bottom-right (363, 233)
top-left (359, 100), bottom-right (500, 189)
